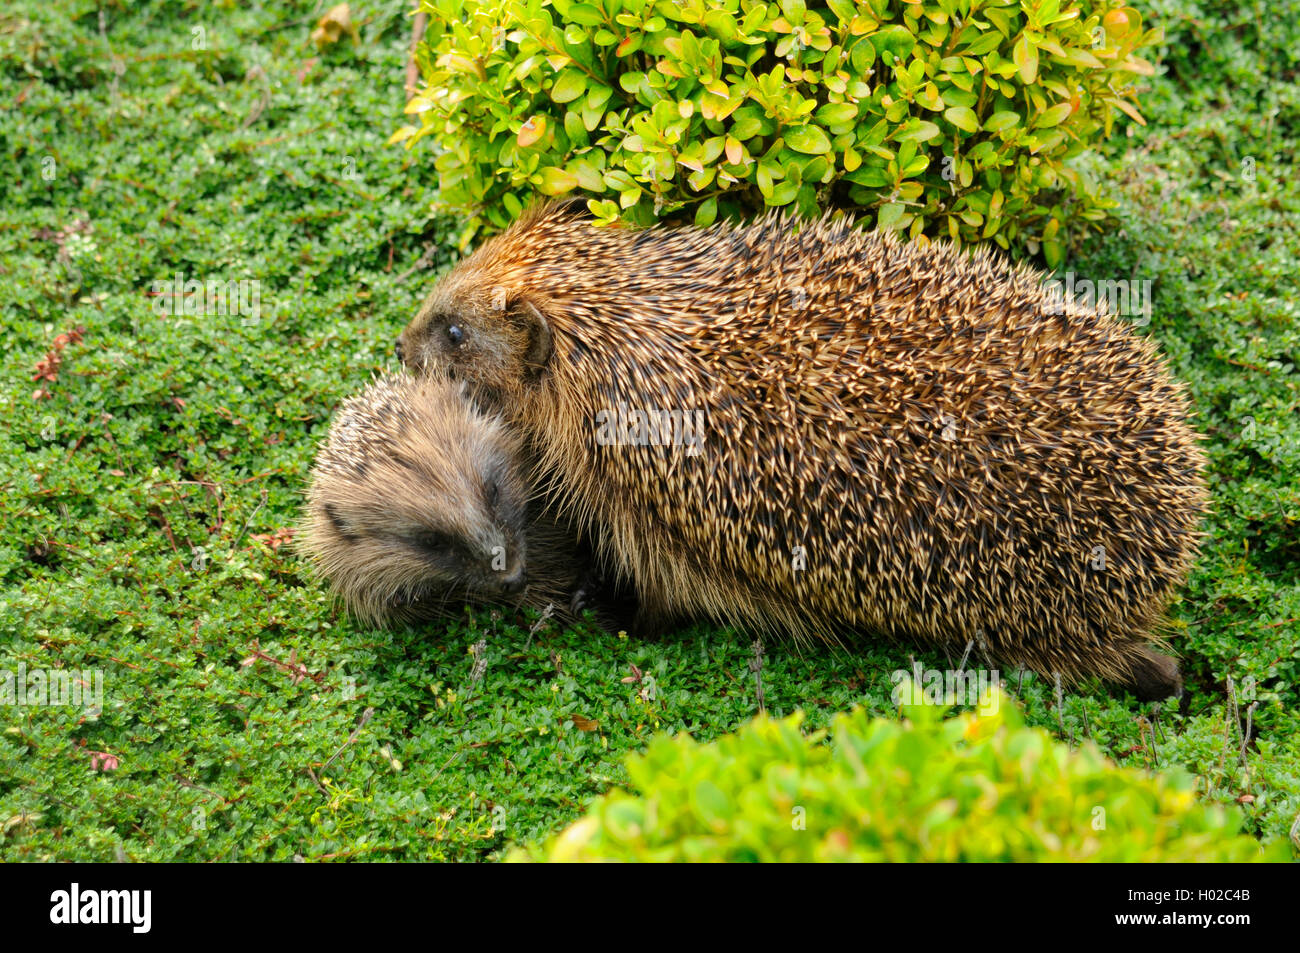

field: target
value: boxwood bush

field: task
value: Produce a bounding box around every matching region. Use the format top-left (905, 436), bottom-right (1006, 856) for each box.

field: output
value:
top-left (402, 0), bottom-right (1158, 262)
top-left (516, 690), bottom-right (1287, 862)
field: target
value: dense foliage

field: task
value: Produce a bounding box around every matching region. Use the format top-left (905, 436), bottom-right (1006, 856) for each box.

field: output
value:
top-left (522, 692), bottom-right (1287, 861)
top-left (405, 0), bottom-right (1158, 262)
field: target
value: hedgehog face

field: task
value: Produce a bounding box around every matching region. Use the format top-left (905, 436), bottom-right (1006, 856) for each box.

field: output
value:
top-left (299, 375), bottom-right (534, 626)
top-left (309, 456), bottom-right (530, 623)
top-left (399, 284), bottom-right (552, 407)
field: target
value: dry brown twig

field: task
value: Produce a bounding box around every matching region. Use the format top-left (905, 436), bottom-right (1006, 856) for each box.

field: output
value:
top-left (406, 10), bottom-right (428, 100)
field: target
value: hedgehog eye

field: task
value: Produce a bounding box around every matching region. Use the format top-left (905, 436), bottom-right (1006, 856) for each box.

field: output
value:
top-left (447, 324), bottom-right (464, 346)
top-left (487, 480), bottom-right (500, 507)
top-left (411, 530), bottom-right (457, 556)
top-left (394, 340), bottom-right (404, 362)
top-left (324, 504), bottom-right (359, 542)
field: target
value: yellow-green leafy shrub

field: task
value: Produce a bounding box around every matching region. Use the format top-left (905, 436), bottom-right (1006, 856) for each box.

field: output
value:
top-left (516, 692), bottom-right (1286, 862)
top-left (402, 0), bottom-right (1157, 263)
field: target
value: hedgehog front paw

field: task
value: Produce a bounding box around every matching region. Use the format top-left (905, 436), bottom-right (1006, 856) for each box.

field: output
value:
top-left (569, 585), bottom-right (592, 617)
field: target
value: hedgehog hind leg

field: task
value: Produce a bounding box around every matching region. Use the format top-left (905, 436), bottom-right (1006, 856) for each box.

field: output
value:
top-left (568, 565), bottom-right (640, 633)
top-left (1117, 643), bottom-right (1183, 701)
top-left (630, 600), bottom-right (681, 640)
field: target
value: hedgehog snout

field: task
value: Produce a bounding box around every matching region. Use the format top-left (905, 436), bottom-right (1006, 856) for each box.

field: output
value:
top-left (482, 530), bottom-right (527, 594)
top-left (394, 329), bottom-right (432, 374)
top-left (499, 566), bottom-right (527, 595)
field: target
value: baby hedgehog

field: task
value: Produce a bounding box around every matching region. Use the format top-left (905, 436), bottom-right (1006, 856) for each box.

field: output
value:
top-left (298, 372), bottom-right (619, 628)
top-left (397, 201), bottom-right (1208, 700)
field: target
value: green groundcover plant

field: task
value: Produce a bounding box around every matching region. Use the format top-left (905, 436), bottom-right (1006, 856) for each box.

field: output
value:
top-left (518, 688), bottom-right (1288, 861)
top-left (402, 0), bottom-right (1157, 262)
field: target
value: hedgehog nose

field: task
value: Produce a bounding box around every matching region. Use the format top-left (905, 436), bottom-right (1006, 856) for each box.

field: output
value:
top-left (500, 568), bottom-right (526, 595)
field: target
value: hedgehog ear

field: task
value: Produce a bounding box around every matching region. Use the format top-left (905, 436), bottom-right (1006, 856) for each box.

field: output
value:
top-left (510, 297), bottom-right (552, 374)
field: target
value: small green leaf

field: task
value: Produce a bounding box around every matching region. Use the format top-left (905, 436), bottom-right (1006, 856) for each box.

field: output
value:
top-left (780, 0), bottom-right (807, 24)
top-left (849, 37), bottom-right (877, 72)
top-left (845, 166), bottom-right (888, 187)
top-left (983, 111), bottom-right (1021, 133)
top-left (695, 196), bottom-right (718, 227)
top-left (730, 116), bottom-right (764, 141)
top-left (1043, 238), bottom-right (1065, 269)
top-left (1034, 102), bottom-right (1073, 128)
top-left (703, 11), bottom-right (738, 40)
top-left (567, 4), bottom-right (605, 27)
top-left (535, 166), bottom-right (579, 195)
top-left (877, 202), bottom-right (906, 229)
top-left (785, 124), bottom-right (832, 154)
top-left (768, 180), bottom-right (799, 205)
top-left (896, 120), bottom-right (941, 142)
top-left (551, 70), bottom-right (588, 104)
top-left (815, 103), bottom-right (859, 126)
top-left (944, 106), bottom-right (979, 133)
top-left (869, 25), bottom-right (916, 60)
top-left (1013, 35), bottom-right (1039, 83)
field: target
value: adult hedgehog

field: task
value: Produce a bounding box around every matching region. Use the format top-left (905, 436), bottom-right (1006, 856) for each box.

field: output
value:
top-left (299, 372), bottom-right (626, 628)
top-left (398, 201), bottom-right (1208, 699)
